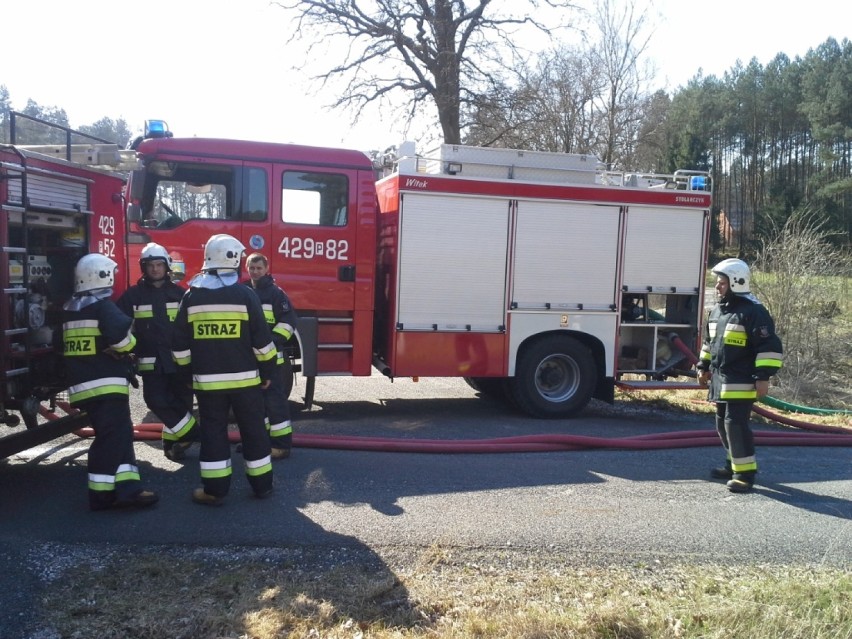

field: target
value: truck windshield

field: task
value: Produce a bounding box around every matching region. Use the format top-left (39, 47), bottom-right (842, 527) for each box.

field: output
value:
top-left (139, 163), bottom-right (233, 229)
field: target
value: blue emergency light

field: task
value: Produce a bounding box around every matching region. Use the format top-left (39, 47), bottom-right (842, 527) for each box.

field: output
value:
top-left (144, 120), bottom-right (173, 139)
top-left (689, 175), bottom-right (707, 191)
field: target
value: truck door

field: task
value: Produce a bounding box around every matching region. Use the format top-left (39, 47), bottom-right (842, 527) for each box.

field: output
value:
top-left (268, 165), bottom-right (370, 376)
top-left (270, 166), bottom-right (357, 311)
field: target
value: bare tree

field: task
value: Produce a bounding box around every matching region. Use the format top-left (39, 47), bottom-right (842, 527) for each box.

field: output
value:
top-left (752, 209), bottom-right (852, 405)
top-left (631, 89), bottom-right (672, 172)
top-left (465, 0), bottom-right (657, 164)
top-left (465, 45), bottom-right (603, 153)
top-left (275, 0), bottom-right (579, 144)
top-left (586, 0), bottom-right (655, 168)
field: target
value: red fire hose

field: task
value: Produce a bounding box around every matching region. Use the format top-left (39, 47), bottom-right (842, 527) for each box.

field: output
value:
top-left (41, 403), bottom-right (852, 454)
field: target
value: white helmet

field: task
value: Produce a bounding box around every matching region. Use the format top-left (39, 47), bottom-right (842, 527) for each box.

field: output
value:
top-left (712, 258), bottom-right (751, 294)
top-left (74, 254), bottom-right (118, 293)
top-left (203, 234), bottom-right (245, 271)
top-left (139, 242), bottom-right (172, 272)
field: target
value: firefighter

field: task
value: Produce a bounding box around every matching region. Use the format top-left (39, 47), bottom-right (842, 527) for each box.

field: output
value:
top-left (62, 253), bottom-right (159, 511)
top-left (243, 252), bottom-right (298, 458)
top-left (697, 258), bottom-right (783, 493)
top-left (117, 243), bottom-right (196, 461)
top-left (172, 234), bottom-right (278, 505)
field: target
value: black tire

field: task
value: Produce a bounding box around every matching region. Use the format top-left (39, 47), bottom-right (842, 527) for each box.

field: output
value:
top-left (508, 335), bottom-right (597, 418)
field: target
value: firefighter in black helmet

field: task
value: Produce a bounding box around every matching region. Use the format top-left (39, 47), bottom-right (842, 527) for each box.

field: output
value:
top-left (117, 242), bottom-right (196, 461)
top-left (697, 258), bottom-right (783, 493)
top-left (172, 234), bottom-right (277, 505)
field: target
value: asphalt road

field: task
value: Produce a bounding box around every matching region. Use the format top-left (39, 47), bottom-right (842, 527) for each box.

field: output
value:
top-left (2, 375), bottom-right (851, 637)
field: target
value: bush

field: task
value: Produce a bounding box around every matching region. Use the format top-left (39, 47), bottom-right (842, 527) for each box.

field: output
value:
top-left (752, 210), bottom-right (852, 408)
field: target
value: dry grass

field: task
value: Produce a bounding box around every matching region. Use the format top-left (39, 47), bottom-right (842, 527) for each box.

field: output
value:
top-left (41, 546), bottom-right (851, 639)
top-left (614, 386), bottom-right (852, 430)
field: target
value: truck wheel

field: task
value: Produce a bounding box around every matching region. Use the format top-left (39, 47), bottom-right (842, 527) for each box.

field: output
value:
top-left (508, 336), bottom-right (596, 418)
top-left (21, 396), bottom-right (40, 429)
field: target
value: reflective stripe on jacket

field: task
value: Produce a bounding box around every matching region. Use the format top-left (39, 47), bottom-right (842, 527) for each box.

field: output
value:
top-left (116, 277), bottom-right (185, 374)
top-left (62, 299), bottom-right (136, 406)
top-left (172, 279), bottom-right (276, 393)
top-left (697, 294), bottom-right (783, 401)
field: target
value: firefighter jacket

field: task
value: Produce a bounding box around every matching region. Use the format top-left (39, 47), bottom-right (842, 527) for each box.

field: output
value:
top-left (171, 277), bottom-right (277, 393)
top-left (62, 296), bottom-right (137, 406)
top-left (243, 274), bottom-right (298, 357)
top-left (116, 276), bottom-right (185, 374)
top-left (697, 293), bottom-right (783, 402)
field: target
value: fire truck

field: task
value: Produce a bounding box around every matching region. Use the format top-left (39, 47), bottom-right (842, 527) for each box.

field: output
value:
top-left (1, 114), bottom-right (711, 458)
top-left (0, 113), bottom-right (135, 458)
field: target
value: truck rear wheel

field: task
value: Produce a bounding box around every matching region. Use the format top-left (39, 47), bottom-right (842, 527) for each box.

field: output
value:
top-left (508, 335), bottom-right (596, 418)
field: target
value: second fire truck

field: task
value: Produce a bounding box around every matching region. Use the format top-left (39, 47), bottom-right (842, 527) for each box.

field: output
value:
top-left (124, 123), bottom-right (711, 419)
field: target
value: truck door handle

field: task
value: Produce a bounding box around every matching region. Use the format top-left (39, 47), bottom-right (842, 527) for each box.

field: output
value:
top-left (338, 265), bottom-right (355, 282)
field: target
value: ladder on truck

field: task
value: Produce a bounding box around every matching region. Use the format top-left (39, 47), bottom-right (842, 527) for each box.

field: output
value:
top-left (7, 110), bottom-right (139, 171)
top-left (396, 141), bottom-right (712, 192)
top-left (0, 152), bottom-right (34, 419)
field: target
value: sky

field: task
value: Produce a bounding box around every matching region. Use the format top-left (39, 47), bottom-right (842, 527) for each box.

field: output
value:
top-left (2, 0), bottom-right (848, 153)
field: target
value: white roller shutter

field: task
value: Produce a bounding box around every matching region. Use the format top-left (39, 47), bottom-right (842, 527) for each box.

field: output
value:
top-left (621, 207), bottom-right (707, 292)
top-left (512, 200), bottom-right (620, 309)
top-left (397, 193), bottom-right (509, 331)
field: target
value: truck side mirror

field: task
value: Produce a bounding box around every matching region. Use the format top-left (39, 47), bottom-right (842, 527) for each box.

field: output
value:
top-left (126, 169), bottom-right (146, 223)
top-left (127, 202), bottom-right (142, 223)
top-left (128, 169), bottom-right (145, 201)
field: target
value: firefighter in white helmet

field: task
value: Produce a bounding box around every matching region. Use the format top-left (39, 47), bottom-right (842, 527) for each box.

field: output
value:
top-left (117, 242), bottom-right (196, 462)
top-left (696, 258), bottom-right (783, 493)
top-left (171, 234), bottom-right (278, 505)
top-left (63, 253), bottom-right (159, 511)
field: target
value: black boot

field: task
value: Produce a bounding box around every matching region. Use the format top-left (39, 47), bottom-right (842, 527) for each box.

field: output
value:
top-left (710, 463), bottom-right (733, 480)
top-left (726, 472), bottom-right (756, 493)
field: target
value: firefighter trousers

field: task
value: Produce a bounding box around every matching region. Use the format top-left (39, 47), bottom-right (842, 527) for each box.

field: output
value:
top-left (263, 359), bottom-right (293, 452)
top-left (142, 372), bottom-right (196, 449)
top-left (196, 387), bottom-right (272, 498)
top-left (85, 396), bottom-right (143, 509)
top-left (714, 400), bottom-right (757, 475)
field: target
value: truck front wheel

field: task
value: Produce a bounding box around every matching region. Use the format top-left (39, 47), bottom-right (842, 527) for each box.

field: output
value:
top-left (508, 336), bottom-right (597, 418)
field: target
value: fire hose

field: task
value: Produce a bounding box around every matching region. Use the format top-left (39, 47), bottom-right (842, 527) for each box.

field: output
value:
top-left (37, 332), bottom-right (850, 452)
top-left (759, 394), bottom-right (852, 416)
top-left (40, 360), bottom-right (852, 452)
